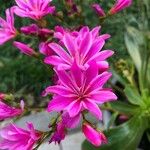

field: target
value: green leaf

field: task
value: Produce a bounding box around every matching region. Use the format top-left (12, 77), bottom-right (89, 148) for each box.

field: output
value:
top-left (124, 85), bottom-right (142, 106)
top-left (109, 101), bottom-right (139, 116)
top-left (146, 131), bottom-right (150, 142)
top-left (106, 112), bottom-right (118, 129)
top-left (125, 26), bottom-right (143, 72)
top-left (82, 116), bottom-right (146, 150)
top-left (111, 69), bottom-right (128, 86)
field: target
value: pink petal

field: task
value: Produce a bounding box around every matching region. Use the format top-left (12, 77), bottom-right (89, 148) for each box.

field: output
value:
top-left (89, 50), bottom-right (114, 62)
top-left (84, 99), bottom-right (102, 120)
top-left (63, 33), bottom-right (76, 56)
top-left (44, 85), bottom-right (74, 97)
top-left (85, 39), bottom-right (105, 61)
top-left (48, 43), bottom-right (72, 64)
top-left (90, 89), bottom-right (117, 104)
top-left (47, 96), bottom-right (72, 112)
top-left (85, 61), bottom-right (99, 84)
top-left (80, 32), bottom-right (92, 58)
top-left (62, 113), bottom-right (81, 129)
top-left (91, 26), bottom-right (101, 38)
top-left (82, 123), bottom-right (102, 147)
top-left (67, 100), bottom-right (82, 117)
top-left (97, 61), bottom-right (109, 72)
top-left (70, 61), bottom-right (83, 87)
top-left (55, 69), bottom-right (76, 90)
top-left (44, 55), bottom-right (64, 66)
top-left (86, 72), bottom-right (112, 92)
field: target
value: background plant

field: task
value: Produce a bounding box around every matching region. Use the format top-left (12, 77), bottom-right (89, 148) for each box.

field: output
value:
top-left (82, 0), bottom-right (150, 149)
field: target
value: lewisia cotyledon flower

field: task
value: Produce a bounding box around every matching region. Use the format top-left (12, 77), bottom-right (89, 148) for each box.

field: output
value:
top-left (0, 123), bottom-right (42, 150)
top-left (109, 0), bottom-right (132, 15)
top-left (45, 61), bottom-right (117, 120)
top-left (44, 26), bottom-right (113, 71)
top-left (14, 0), bottom-right (55, 20)
top-left (82, 123), bottom-right (107, 147)
top-left (0, 8), bottom-right (16, 45)
top-left (0, 100), bottom-right (24, 120)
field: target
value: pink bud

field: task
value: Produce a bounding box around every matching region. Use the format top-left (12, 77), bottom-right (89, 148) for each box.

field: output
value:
top-left (82, 123), bottom-right (107, 147)
top-left (0, 93), bottom-right (5, 100)
top-left (20, 100), bottom-right (25, 111)
top-left (49, 121), bottom-right (66, 144)
top-left (92, 4), bottom-right (106, 17)
top-left (21, 24), bottom-right (39, 35)
top-left (13, 41), bottom-right (37, 56)
top-left (109, 0), bottom-right (132, 15)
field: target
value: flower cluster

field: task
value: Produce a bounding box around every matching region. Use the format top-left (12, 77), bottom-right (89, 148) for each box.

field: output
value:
top-left (43, 26), bottom-right (117, 146)
top-left (0, 0), bottom-right (133, 149)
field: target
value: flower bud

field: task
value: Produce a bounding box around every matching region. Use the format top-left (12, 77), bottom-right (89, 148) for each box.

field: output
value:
top-left (92, 4), bottom-right (106, 17)
top-left (13, 41), bottom-right (38, 57)
top-left (109, 0), bottom-right (132, 15)
top-left (82, 123), bottom-right (107, 147)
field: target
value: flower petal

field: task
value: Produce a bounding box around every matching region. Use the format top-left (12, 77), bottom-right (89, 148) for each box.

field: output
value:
top-left (84, 99), bottom-right (102, 120)
top-left (47, 96), bottom-right (72, 112)
top-left (67, 100), bottom-right (82, 117)
top-left (90, 89), bottom-right (117, 103)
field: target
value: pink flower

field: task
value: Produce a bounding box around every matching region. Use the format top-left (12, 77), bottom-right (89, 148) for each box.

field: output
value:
top-left (82, 123), bottom-right (107, 147)
top-left (14, 0), bottom-right (55, 20)
top-left (0, 123), bottom-right (42, 150)
top-left (0, 100), bottom-right (24, 120)
top-left (92, 4), bottom-right (106, 17)
top-left (45, 61), bottom-right (117, 119)
top-left (0, 8), bottom-right (16, 45)
top-left (109, 0), bottom-right (132, 15)
top-left (13, 41), bottom-right (37, 56)
top-left (44, 26), bottom-right (113, 71)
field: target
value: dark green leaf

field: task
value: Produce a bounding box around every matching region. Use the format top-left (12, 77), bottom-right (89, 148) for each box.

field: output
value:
top-left (109, 101), bottom-right (139, 116)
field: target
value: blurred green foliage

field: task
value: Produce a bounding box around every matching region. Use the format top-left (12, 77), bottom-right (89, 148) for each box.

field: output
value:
top-left (0, 0), bottom-right (141, 97)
